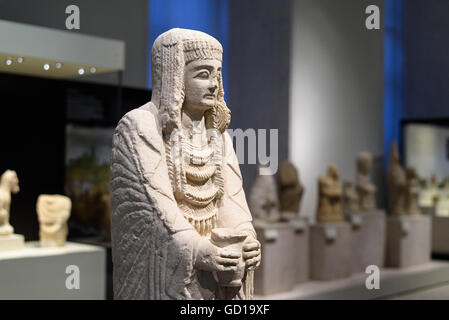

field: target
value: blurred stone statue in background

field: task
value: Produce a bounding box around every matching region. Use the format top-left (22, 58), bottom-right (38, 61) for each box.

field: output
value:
top-left (316, 165), bottom-right (344, 222)
top-left (356, 152), bottom-right (377, 210)
top-left (250, 164), bottom-right (280, 223)
top-left (278, 161), bottom-right (304, 219)
top-left (36, 194), bottom-right (72, 247)
top-left (419, 174), bottom-right (440, 208)
top-left (387, 141), bottom-right (407, 216)
top-left (110, 28), bottom-right (260, 300)
top-left (405, 167), bottom-right (421, 216)
top-left (0, 170), bottom-right (20, 236)
top-left (342, 179), bottom-right (359, 213)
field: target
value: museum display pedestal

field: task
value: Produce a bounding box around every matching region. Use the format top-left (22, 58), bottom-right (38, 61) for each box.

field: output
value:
top-left (254, 219), bottom-right (309, 295)
top-left (432, 215), bottom-right (449, 255)
top-left (0, 234), bottom-right (25, 252)
top-left (346, 210), bottom-right (386, 273)
top-left (420, 206), bottom-right (435, 216)
top-left (310, 221), bottom-right (352, 281)
top-left (386, 215), bottom-right (431, 268)
top-left (285, 216), bottom-right (309, 285)
top-left (255, 260), bottom-right (449, 300)
top-left (0, 241), bottom-right (106, 299)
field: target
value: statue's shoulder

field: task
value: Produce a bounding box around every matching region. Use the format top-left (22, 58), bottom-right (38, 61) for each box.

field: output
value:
top-left (114, 102), bottom-right (164, 151)
top-left (319, 176), bottom-right (331, 188)
top-left (117, 102), bottom-right (161, 134)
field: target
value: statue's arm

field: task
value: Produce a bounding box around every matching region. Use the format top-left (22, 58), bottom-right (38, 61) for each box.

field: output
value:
top-left (219, 131), bottom-right (256, 239)
top-left (110, 107), bottom-right (203, 299)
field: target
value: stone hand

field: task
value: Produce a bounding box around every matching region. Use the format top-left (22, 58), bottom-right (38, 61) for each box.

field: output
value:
top-left (195, 237), bottom-right (241, 273)
top-left (242, 237), bottom-right (261, 270)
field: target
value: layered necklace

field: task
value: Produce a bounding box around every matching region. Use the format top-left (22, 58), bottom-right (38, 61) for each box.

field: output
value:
top-left (166, 121), bottom-right (225, 237)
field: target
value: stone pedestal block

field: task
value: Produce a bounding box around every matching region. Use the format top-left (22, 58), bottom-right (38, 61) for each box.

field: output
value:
top-left (346, 209), bottom-right (386, 273)
top-left (0, 234), bottom-right (24, 252)
top-left (420, 206), bottom-right (435, 216)
top-left (0, 241), bottom-right (105, 299)
top-left (287, 217), bottom-right (309, 285)
top-left (254, 219), bottom-right (309, 295)
top-left (432, 215), bottom-right (449, 255)
top-left (386, 215), bottom-right (431, 268)
top-left (310, 221), bottom-right (352, 281)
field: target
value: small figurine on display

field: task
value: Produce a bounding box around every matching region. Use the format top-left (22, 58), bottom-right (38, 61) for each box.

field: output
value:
top-left (356, 152), bottom-right (377, 210)
top-left (278, 161), bottom-right (304, 219)
top-left (316, 165), bottom-right (344, 222)
top-left (405, 167), bottom-right (421, 216)
top-left (387, 141), bottom-right (407, 216)
top-left (0, 170), bottom-right (20, 236)
top-left (250, 164), bottom-right (280, 223)
top-left (36, 194), bottom-right (72, 247)
top-left (342, 179), bottom-right (360, 213)
top-left (419, 174), bottom-right (440, 208)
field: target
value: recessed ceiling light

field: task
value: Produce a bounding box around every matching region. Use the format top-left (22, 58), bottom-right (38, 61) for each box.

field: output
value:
top-left (78, 68), bottom-right (85, 75)
top-left (55, 62), bottom-right (62, 69)
top-left (6, 59), bottom-right (12, 66)
top-left (43, 64), bottom-right (50, 70)
top-left (17, 57), bottom-right (23, 63)
top-left (90, 67), bottom-right (96, 73)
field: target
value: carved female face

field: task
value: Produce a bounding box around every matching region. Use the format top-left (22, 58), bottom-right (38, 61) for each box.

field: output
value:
top-left (183, 59), bottom-right (221, 113)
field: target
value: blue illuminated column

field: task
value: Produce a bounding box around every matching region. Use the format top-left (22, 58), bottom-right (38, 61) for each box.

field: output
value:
top-left (384, 0), bottom-right (404, 169)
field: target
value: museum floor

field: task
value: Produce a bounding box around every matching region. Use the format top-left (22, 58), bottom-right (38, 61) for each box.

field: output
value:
top-left (387, 283), bottom-right (449, 300)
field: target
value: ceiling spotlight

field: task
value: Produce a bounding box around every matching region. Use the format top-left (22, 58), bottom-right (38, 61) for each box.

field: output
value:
top-left (17, 57), bottom-right (23, 63)
top-left (78, 68), bottom-right (85, 75)
top-left (90, 67), bottom-right (96, 74)
top-left (43, 64), bottom-right (50, 71)
top-left (6, 59), bottom-right (12, 66)
top-left (55, 62), bottom-right (62, 69)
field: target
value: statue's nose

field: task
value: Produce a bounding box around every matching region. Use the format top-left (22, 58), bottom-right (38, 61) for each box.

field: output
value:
top-left (209, 84), bottom-right (218, 95)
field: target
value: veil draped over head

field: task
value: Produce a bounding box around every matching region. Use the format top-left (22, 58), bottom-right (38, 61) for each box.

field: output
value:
top-left (151, 28), bottom-right (231, 136)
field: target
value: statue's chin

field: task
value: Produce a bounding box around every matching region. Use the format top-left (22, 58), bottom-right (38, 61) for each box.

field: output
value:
top-left (198, 103), bottom-right (214, 111)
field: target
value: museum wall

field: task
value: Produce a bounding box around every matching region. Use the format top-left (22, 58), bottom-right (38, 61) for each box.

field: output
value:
top-left (403, 0), bottom-right (449, 120)
top-left (0, 0), bottom-right (149, 89)
top-left (227, 0), bottom-right (291, 192)
top-left (289, 0), bottom-right (385, 220)
top-left (405, 124), bottom-right (449, 179)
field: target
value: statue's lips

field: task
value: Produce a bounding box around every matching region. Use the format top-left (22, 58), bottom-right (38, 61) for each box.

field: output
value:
top-left (203, 94), bottom-right (216, 99)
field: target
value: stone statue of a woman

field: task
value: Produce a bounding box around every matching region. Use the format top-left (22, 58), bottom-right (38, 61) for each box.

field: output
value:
top-left (356, 152), bottom-right (377, 210)
top-left (110, 28), bottom-right (261, 300)
top-left (387, 141), bottom-right (407, 216)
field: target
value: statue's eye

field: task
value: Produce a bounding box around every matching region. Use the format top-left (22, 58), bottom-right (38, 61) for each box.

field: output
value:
top-left (195, 71), bottom-right (210, 79)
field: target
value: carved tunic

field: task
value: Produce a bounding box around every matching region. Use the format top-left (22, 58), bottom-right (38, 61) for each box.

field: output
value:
top-left (356, 174), bottom-right (377, 210)
top-left (317, 176), bottom-right (344, 222)
top-left (343, 180), bottom-right (359, 213)
top-left (111, 103), bottom-right (256, 300)
top-left (249, 167), bottom-right (280, 223)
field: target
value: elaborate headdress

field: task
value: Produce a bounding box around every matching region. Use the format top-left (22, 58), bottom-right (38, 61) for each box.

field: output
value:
top-left (151, 28), bottom-right (230, 135)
